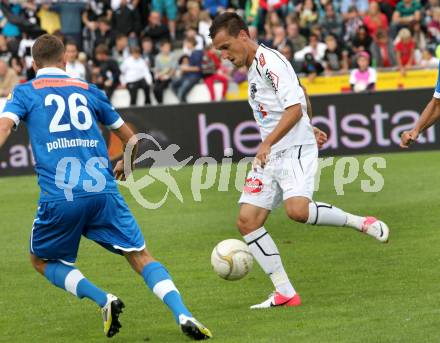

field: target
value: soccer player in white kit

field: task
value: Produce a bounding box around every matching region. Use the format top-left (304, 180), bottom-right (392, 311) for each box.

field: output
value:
top-left (210, 13), bottom-right (390, 309)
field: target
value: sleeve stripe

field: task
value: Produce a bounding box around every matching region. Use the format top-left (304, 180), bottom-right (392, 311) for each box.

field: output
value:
top-left (106, 117), bottom-right (124, 130)
top-left (434, 91), bottom-right (440, 99)
top-left (0, 112), bottom-right (20, 128)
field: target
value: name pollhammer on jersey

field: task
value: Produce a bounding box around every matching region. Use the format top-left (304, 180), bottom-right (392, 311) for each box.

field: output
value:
top-left (46, 138), bottom-right (100, 153)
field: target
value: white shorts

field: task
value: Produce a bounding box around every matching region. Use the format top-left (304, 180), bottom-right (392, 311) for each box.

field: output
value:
top-left (238, 144), bottom-right (318, 210)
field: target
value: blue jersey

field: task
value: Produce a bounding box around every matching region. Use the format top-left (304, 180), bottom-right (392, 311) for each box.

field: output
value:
top-left (0, 67), bottom-right (124, 202)
top-left (435, 61), bottom-right (440, 99)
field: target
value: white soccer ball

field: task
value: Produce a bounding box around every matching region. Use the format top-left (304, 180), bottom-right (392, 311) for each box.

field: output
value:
top-left (211, 239), bottom-right (254, 281)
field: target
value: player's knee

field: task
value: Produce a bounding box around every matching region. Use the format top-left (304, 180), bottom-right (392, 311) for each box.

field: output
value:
top-left (236, 215), bottom-right (260, 235)
top-left (125, 249), bottom-right (155, 274)
top-left (286, 207), bottom-right (309, 223)
top-left (30, 254), bottom-right (46, 275)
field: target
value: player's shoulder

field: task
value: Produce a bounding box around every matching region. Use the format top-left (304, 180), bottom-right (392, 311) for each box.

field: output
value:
top-left (257, 44), bottom-right (291, 70)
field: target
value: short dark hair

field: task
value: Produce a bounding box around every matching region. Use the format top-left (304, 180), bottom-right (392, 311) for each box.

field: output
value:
top-left (95, 44), bottom-right (109, 56)
top-left (32, 34), bottom-right (65, 68)
top-left (65, 40), bottom-right (78, 49)
top-left (209, 12), bottom-right (249, 40)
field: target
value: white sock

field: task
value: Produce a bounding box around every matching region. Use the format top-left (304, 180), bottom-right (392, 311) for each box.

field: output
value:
top-left (243, 227), bottom-right (296, 298)
top-left (306, 201), bottom-right (364, 231)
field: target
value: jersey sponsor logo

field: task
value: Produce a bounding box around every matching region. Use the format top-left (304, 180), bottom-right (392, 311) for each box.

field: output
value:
top-left (250, 83), bottom-right (257, 99)
top-left (259, 53), bottom-right (266, 67)
top-left (32, 78), bottom-right (89, 90)
top-left (243, 176), bottom-right (263, 194)
top-left (257, 104), bottom-right (267, 120)
top-left (265, 69), bottom-right (279, 92)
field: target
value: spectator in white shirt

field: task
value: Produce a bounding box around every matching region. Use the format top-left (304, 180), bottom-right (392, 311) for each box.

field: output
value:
top-left (65, 41), bottom-right (86, 80)
top-left (120, 46), bottom-right (152, 105)
top-left (294, 33), bottom-right (327, 64)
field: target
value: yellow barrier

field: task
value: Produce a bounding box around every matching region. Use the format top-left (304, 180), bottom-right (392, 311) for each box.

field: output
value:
top-left (226, 68), bottom-right (438, 99)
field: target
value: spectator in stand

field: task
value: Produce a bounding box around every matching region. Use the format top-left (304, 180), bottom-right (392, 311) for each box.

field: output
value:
top-left (171, 37), bottom-right (203, 102)
top-left (112, 34), bottom-right (130, 65)
top-left (65, 41), bottom-right (86, 80)
top-left (272, 25), bottom-right (289, 50)
top-left (0, 59), bottom-right (18, 97)
top-left (82, 0), bottom-right (113, 56)
top-left (181, 1), bottom-right (202, 31)
top-left (94, 44), bottom-right (121, 99)
top-left (22, 0), bottom-right (39, 28)
top-left (351, 25), bottom-right (372, 54)
top-left (301, 52), bottom-right (324, 81)
top-left (9, 56), bottom-right (24, 78)
top-left (199, 11), bottom-right (213, 46)
top-left (258, 0), bottom-right (288, 33)
top-left (319, 3), bottom-right (344, 40)
top-left (279, 43), bottom-right (294, 67)
top-left (395, 27), bottom-right (415, 75)
top-left (51, 1), bottom-right (86, 48)
top-left (1, 2), bottom-right (21, 39)
top-left (37, 3), bottom-right (61, 35)
top-left (299, 0), bottom-right (319, 32)
top-left (204, 0), bottom-right (228, 17)
top-left (245, 0), bottom-right (259, 28)
top-left (120, 46), bottom-right (152, 106)
top-left (364, 2), bottom-right (389, 38)
top-left (323, 34), bottom-right (349, 74)
top-left (344, 6), bottom-right (364, 42)
top-left (294, 33), bottom-right (327, 64)
top-left (142, 11), bottom-right (171, 51)
top-left (18, 33), bottom-right (35, 80)
top-left (94, 17), bottom-right (116, 50)
top-left (185, 28), bottom-right (205, 51)
top-left (0, 35), bottom-right (12, 63)
top-left (141, 37), bottom-right (156, 70)
top-left (154, 40), bottom-right (176, 104)
top-left (286, 22), bottom-right (307, 53)
top-left (428, 7), bottom-right (440, 43)
top-left (419, 48), bottom-right (439, 67)
top-left (112, 0), bottom-right (141, 36)
top-left (340, 0), bottom-right (369, 19)
top-left (370, 29), bottom-right (397, 67)
top-left (413, 22), bottom-right (427, 52)
top-left (392, 0), bottom-right (422, 33)
top-left (350, 52), bottom-right (376, 92)
top-left (424, 0), bottom-right (440, 25)
top-left (152, 0), bottom-right (178, 39)
top-left (263, 11), bottom-right (283, 43)
top-left (202, 44), bottom-right (228, 101)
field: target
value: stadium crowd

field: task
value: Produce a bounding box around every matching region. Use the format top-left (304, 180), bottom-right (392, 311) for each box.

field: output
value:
top-left (0, 0), bottom-right (439, 104)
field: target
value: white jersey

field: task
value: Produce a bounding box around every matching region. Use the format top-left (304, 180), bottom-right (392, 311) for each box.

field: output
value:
top-left (248, 44), bottom-right (315, 153)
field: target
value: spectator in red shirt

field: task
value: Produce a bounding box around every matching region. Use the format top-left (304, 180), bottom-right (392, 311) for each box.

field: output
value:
top-left (395, 27), bottom-right (415, 75)
top-left (370, 29), bottom-right (397, 67)
top-left (364, 2), bottom-right (389, 37)
top-left (202, 44), bottom-right (228, 101)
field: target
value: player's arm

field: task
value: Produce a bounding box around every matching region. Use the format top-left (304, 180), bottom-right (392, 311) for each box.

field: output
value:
top-left (0, 117), bottom-right (14, 148)
top-left (112, 123), bottom-right (138, 180)
top-left (400, 97), bottom-right (440, 148)
top-left (301, 85), bottom-right (327, 148)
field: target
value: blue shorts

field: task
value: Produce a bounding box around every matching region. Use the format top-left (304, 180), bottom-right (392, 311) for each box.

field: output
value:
top-left (152, 0), bottom-right (177, 20)
top-left (30, 193), bottom-right (145, 264)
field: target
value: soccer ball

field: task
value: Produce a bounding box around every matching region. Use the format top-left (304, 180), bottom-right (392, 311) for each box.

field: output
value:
top-left (211, 239), bottom-right (254, 281)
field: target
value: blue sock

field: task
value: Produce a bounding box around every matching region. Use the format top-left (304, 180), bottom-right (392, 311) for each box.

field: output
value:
top-left (142, 261), bottom-right (192, 323)
top-left (44, 262), bottom-right (108, 308)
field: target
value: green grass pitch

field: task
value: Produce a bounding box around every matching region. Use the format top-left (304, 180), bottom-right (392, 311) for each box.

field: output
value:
top-left (1, 151), bottom-right (440, 343)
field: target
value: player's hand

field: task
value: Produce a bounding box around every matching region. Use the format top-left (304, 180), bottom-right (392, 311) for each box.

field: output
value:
top-left (400, 129), bottom-right (419, 148)
top-left (255, 142), bottom-right (271, 168)
top-left (313, 126), bottom-right (328, 149)
top-left (113, 160), bottom-right (133, 181)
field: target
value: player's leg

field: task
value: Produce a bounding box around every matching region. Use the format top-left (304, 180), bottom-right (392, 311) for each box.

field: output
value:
top-left (85, 193), bottom-right (211, 340)
top-left (284, 197), bottom-right (389, 242)
top-left (281, 144), bottom-right (389, 242)
top-left (30, 200), bottom-right (124, 337)
top-left (237, 203), bottom-right (301, 308)
top-left (124, 249), bottom-right (212, 340)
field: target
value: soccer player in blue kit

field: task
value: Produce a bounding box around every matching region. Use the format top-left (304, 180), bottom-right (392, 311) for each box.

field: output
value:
top-left (400, 62), bottom-right (440, 148)
top-left (0, 34), bottom-right (212, 340)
